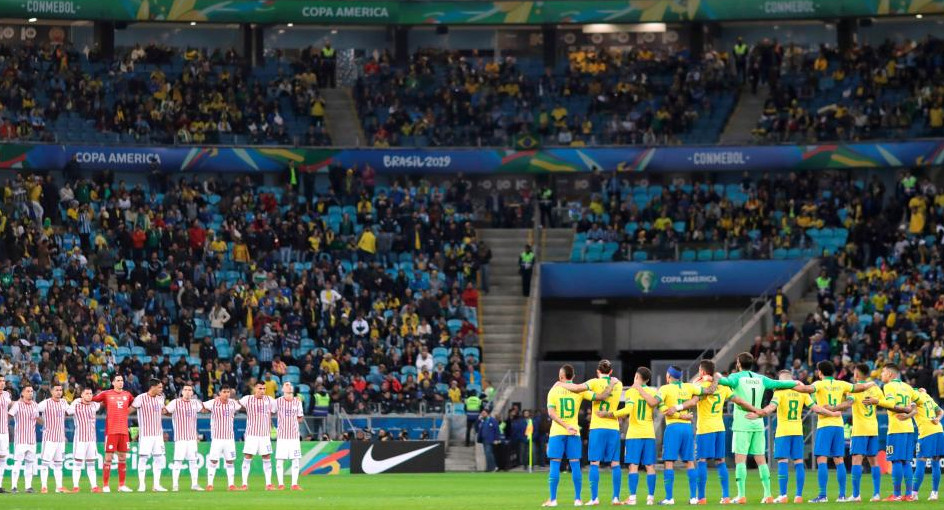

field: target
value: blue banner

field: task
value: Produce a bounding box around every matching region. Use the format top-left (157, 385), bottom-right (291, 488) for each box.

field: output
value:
top-left (541, 260), bottom-right (808, 299)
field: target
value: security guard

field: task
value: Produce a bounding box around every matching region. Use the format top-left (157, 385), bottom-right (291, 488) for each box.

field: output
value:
top-left (321, 41), bottom-right (336, 88)
top-left (519, 244), bottom-right (535, 297)
top-left (465, 393), bottom-right (483, 446)
top-left (734, 37), bottom-right (749, 84)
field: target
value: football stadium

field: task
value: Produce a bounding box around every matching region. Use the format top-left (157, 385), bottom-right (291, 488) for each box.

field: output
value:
top-left (4, 0), bottom-right (944, 508)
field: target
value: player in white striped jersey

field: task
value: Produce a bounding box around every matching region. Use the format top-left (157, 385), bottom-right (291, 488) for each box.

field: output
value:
top-left (131, 379), bottom-right (167, 492)
top-left (67, 387), bottom-right (101, 492)
top-left (8, 385), bottom-right (39, 493)
top-left (36, 384), bottom-right (69, 493)
top-left (0, 375), bottom-right (12, 493)
top-left (238, 382), bottom-right (276, 490)
top-left (275, 382), bottom-right (304, 491)
top-left (204, 385), bottom-right (242, 491)
top-left (165, 384), bottom-right (205, 492)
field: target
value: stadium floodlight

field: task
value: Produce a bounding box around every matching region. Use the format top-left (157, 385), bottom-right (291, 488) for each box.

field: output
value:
top-left (916, 14), bottom-right (923, 18)
top-left (27, 17), bottom-right (37, 23)
top-left (287, 23), bottom-right (294, 27)
top-left (581, 23), bottom-right (666, 34)
top-left (190, 21), bottom-right (197, 26)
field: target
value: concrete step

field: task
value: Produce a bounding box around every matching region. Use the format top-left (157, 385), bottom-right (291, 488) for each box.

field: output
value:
top-left (483, 324), bottom-right (525, 335)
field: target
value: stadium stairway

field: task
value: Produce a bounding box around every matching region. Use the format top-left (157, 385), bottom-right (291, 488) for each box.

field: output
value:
top-left (445, 418), bottom-right (478, 472)
top-left (322, 88), bottom-right (365, 146)
top-left (720, 84), bottom-right (767, 145)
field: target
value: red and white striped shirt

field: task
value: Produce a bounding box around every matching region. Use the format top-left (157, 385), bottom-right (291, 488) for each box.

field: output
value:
top-left (0, 390), bottom-right (11, 435)
top-left (9, 400), bottom-right (38, 445)
top-left (238, 395), bottom-right (275, 438)
top-left (203, 398), bottom-right (241, 441)
top-left (165, 398), bottom-right (201, 442)
top-left (68, 401), bottom-right (100, 442)
top-left (36, 398), bottom-right (69, 443)
top-left (132, 393), bottom-right (166, 438)
top-left (275, 397), bottom-right (303, 440)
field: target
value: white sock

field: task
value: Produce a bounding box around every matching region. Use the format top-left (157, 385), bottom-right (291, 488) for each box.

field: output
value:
top-left (86, 461), bottom-right (98, 488)
top-left (138, 455), bottom-right (150, 488)
top-left (24, 460), bottom-right (34, 489)
top-left (172, 461), bottom-right (181, 488)
top-left (276, 460), bottom-right (285, 486)
top-left (225, 463), bottom-right (235, 487)
top-left (53, 462), bottom-right (63, 490)
top-left (0, 456), bottom-right (6, 487)
top-left (291, 458), bottom-right (299, 486)
top-left (152, 455), bottom-right (164, 488)
top-left (72, 461), bottom-right (81, 488)
top-left (241, 459), bottom-right (251, 486)
top-left (40, 462), bottom-right (49, 489)
top-left (262, 459), bottom-right (272, 485)
top-left (10, 460), bottom-right (21, 489)
top-left (207, 460), bottom-right (218, 486)
top-left (189, 460), bottom-right (199, 487)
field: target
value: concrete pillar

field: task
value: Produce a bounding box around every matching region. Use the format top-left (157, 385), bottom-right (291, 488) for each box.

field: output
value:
top-left (689, 22), bottom-right (705, 59)
top-left (542, 24), bottom-right (556, 71)
top-left (837, 18), bottom-right (856, 53)
top-left (393, 26), bottom-right (409, 67)
top-left (241, 23), bottom-right (264, 67)
top-left (93, 21), bottom-right (114, 60)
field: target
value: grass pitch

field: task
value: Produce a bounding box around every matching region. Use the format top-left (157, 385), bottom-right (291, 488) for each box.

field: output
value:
top-left (0, 470), bottom-right (925, 509)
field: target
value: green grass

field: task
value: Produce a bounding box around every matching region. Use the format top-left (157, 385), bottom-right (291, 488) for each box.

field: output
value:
top-left (0, 470), bottom-right (930, 509)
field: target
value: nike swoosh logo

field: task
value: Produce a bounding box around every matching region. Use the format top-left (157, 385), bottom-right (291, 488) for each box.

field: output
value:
top-left (361, 444), bottom-right (439, 474)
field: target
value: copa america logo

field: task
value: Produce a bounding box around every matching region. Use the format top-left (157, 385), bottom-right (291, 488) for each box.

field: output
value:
top-left (634, 270), bottom-right (657, 293)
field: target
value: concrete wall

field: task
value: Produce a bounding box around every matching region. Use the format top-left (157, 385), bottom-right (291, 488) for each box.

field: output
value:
top-left (540, 306), bottom-right (747, 355)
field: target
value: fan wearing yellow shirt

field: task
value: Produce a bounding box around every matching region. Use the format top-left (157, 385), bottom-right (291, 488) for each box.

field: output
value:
top-left (544, 364), bottom-right (617, 507)
top-left (748, 370), bottom-right (839, 503)
top-left (654, 365), bottom-right (718, 505)
top-left (810, 360), bottom-right (875, 502)
top-left (912, 388), bottom-right (944, 500)
top-left (863, 363), bottom-right (920, 501)
top-left (560, 360), bottom-right (623, 506)
top-left (598, 367), bottom-right (660, 506)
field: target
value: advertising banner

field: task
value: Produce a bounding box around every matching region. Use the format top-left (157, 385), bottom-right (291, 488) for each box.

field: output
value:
top-left (349, 441), bottom-right (445, 474)
top-left (2, 0), bottom-right (943, 24)
top-left (541, 260), bottom-right (808, 299)
top-left (3, 141), bottom-right (944, 175)
top-left (36, 441), bottom-right (351, 475)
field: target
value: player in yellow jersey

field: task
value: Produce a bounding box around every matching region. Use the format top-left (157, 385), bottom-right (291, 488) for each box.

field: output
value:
top-left (912, 388), bottom-right (944, 500)
top-left (863, 362), bottom-right (920, 501)
top-left (690, 360), bottom-right (758, 505)
top-left (560, 360), bottom-right (624, 506)
top-left (544, 364), bottom-right (617, 507)
top-left (747, 370), bottom-right (839, 503)
top-left (809, 360), bottom-right (875, 502)
top-left (654, 365), bottom-right (718, 505)
top-left (598, 367), bottom-right (661, 506)
top-left (826, 363), bottom-right (895, 501)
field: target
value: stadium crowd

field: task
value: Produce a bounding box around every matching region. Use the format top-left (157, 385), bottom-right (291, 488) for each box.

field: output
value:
top-left (0, 167), bottom-right (494, 416)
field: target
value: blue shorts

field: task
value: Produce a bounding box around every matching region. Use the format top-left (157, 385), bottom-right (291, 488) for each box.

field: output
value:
top-left (774, 435), bottom-right (805, 460)
top-left (813, 426), bottom-right (845, 457)
top-left (850, 436), bottom-right (879, 457)
top-left (547, 435), bottom-right (582, 460)
top-left (886, 433), bottom-right (916, 462)
top-left (588, 429), bottom-right (621, 463)
top-left (663, 423), bottom-right (695, 462)
top-left (696, 431), bottom-right (726, 460)
top-left (625, 438), bottom-right (656, 466)
top-left (917, 432), bottom-right (944, 459)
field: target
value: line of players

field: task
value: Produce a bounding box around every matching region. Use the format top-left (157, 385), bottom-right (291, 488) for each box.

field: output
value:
top-left (541, 353), bottom-right (941, 507)
top-left (0, 373), bottom-right (306, 494)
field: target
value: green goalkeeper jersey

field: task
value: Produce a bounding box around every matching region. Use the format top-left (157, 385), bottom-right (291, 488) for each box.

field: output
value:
top-left (718, 370), bottom-right (798, 432)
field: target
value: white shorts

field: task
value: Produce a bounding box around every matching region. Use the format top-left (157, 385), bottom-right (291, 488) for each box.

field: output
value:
top-left (173, 440), bottom-right (198, 462)
top-left (41, 441), bottom-right (65, 462)
top-left (137, 436), bottom-right (166, 456)
top-left (73, 441), bottom-right (98, 461)
top-left (14, 443), bottom-right (37, 462)
top-left (0, 433), bottom-right (8, 457)
top-left (275, 438), bottom-right (301, 460)
top-left (208, 439), bottom-right (237, 462)
top-left (242, 436), bottom-right (272, 456)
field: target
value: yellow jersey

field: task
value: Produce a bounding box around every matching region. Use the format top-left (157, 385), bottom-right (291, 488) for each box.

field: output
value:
top-left (615, 387), bottom-right (655, 439)
top-left (582, 377), bottom-right (622, 431)
top-left (813, 378), bottom-right (853, 428)
top-left (849, 383), bottom-right (883, 437)
top-left (915, 392), bottom-right (944, 439)
top-left (696, 381), bottom-right (732, 435)
top-left (657, 381), bottom-right (703, 426)
top-left (547, 383), bottom-right (586, 437)
top-left (880, 379), bottom-right (920, 434)
top-left (771, 389), bottom-right (812, 437)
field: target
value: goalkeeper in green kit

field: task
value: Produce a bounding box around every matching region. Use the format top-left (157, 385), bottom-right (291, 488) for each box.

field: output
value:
top-left (717, 353), bottom-right (814, 503)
